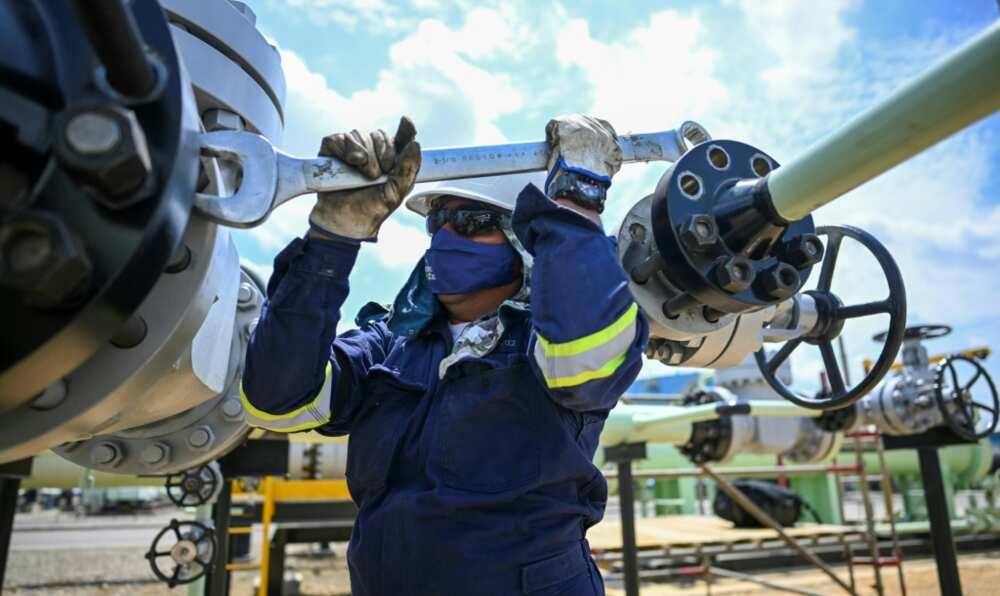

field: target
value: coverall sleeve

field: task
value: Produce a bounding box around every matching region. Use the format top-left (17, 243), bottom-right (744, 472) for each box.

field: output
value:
top-left (241, 236), bottom-right (394, 434)
top-left (511, 184), bottom-right (649, 412)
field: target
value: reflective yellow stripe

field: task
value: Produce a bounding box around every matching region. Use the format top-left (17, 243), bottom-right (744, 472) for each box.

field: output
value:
top-left (240, 362), bottom-right (333, 432)
top-left (537, 303), bottom-right (637, 357)
top-left (542, 352), bottom-right (628, 389)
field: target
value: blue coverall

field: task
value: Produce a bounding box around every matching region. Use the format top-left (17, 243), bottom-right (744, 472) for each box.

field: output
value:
top-left (242, 184), bottom-right (648, 595)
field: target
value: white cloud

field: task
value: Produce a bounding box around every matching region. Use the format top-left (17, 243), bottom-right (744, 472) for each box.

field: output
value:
top-left (368, 214), bottom-right (431, 268)
top-left (282, 0), bottom-right (407, 33)
top-left (247, 9), bottom-right (529, 262)
top-left (562, 3), bottom-right (1000, 390)
top-left (246, 2), bottom-right (1000, 394)
top-left (731, 0), bottom-right (858, 96)
top-left (555, 11), bottom-right (727, 132)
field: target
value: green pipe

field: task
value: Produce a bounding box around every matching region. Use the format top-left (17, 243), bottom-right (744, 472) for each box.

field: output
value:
top-left (597, 440), bottom-right (992, 486)
top-left (601, 401), bottom-right (819, 446)
top-left (769, 21), bottom-right (1000, 221)
top-left (22, 451), bottom-right (164, 489)
top-left (832, 439), bottom-right (993, 488)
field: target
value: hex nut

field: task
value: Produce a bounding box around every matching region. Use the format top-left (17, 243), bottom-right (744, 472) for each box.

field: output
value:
top-left (712, 256), bottom-right (754, 292)
top-left (65, 112), bottom-right (122, 156)
top-left (784, 234), bottom-right (825, 268)
top-left (221, 398), bottom-right (244, 421)
top-left (202, 108), bottom-right (244, 132)
top-left (141, 442), bottom-right (172, 469)
top-left (679, 215), bottom-right (719, 251)
top-left (188, 426), bottom-right (215, 451)
top-left (53, 103), bottom-right (153, 207)
top-left (0, 212), bottom-right (92, 307)
top-left (757, 262), bottom-right (800, 299)
top-left (237, 281), bottom-right (259, 310)
top-left (90, 442), bottom-right (123, 467)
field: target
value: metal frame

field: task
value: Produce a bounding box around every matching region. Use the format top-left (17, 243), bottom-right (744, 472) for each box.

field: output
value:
top-left (883, 428), bottom-right (976, 596)
top-left (0, 458), bottom-right (32, 592)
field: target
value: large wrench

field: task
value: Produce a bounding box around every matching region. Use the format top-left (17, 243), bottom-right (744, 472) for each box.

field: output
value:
top-left (194, 121), bottom-right (710, 228)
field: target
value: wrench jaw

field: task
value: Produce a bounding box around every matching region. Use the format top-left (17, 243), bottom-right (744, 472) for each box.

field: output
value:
top-left (194, 131), bottom-right (278, 228)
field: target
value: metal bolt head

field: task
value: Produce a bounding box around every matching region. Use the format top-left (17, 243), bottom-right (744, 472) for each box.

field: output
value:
top-left (221, 398), bottom-right (244, 421)
top-left (54, 104), bottom-right (153, 207)
top-left (65, 112), bottom-right (122, 156)
top-left (188, 427), bottom-right (214, 450)
top-left (90, 442), bottom-right (121, 466)
top-left (238, 282), bottom-right (253, 304)
top-left (5, 227), bottom-right (51, 273)
top-left (784, 234), bottom-right (825, 268)
top-left (237, 282), bottom-right (258, 311)
top-left (679, 215), bottom-right (719, 251)
top-left (141, 443), bottom-right (171, 468)
top-left (29, 380), bottom-right (68, 411)
top-left (756, 262), bottom-right (800, 299)
top-left (712, 256), bottom-right (754, 293)
top-left (202, 108), bottom-right (244, 132)
top-left (0, 212), bottom-right (92, 307)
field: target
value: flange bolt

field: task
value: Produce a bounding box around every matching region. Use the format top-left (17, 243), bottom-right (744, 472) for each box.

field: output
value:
top-left (141, 442), bottom-right (171, 468)
top-left (65, 112), bottom-right (122, 156)
top-left (187, 427), bottom-right (215, 451)
top-left (784, 234), bottom-right (824, 268)
top-left (712, 256), bottom-right (754, 293)
top-left (756, 262), bottom-right (800, 299)
top-left (90, 442), bottom-right (122, 467)
top-left (679, 214), bottom-right (719, 251)
top-left (221, 398), bottom-right (244, 421)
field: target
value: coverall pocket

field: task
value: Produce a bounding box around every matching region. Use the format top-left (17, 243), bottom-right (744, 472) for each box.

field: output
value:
top-left (435, 363), bottom-right (542, 493)
top-left (345, 365), bottom-right (424, 500)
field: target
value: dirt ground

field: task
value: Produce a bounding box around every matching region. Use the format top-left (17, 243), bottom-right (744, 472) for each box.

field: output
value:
top-left (6, 545), bottom-right (1000, 595)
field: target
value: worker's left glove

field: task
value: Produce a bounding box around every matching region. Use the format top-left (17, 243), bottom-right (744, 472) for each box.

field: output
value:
top-left (309, 117), bottom-right (421, 241)
top-left (544, 114), bottom-right (623, 214)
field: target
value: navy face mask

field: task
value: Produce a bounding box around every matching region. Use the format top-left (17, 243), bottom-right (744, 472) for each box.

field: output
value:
top-left (424, 228), bottom-right (520, 294)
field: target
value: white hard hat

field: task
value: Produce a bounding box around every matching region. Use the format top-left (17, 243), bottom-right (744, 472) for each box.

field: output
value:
top-left (405, 172), bottom-right (548, 217)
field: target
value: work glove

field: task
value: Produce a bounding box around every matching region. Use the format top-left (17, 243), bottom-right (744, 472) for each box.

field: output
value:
top-left (309, 117), bottom-right (421, 241)
top-left (544, 114), bottom-right (623, 213)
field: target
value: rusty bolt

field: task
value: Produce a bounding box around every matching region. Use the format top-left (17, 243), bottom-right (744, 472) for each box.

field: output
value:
top-left (0, 212), bottom-right (92, 308)
top-left (712, 256), bottom-right (754, 293)
top-left (757, 261), bottom-right (800, 299)
top-left (679, 214), bottom-right (719, 251)
top-left (53, 103), bottom-right (153, 208)
top-left (784, 233), bottom-right (824, 268)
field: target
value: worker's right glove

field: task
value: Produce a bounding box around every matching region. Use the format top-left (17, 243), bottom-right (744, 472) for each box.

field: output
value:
top-left (544, 114), bottom-right (623, 214)
top-left (309, 117), bottom-right (421, 241)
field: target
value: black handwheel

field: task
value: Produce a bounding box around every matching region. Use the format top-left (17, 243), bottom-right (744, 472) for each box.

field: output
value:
top-left (145, 519), bottom-right (216, 588)
top-left (755, 225), bottom-right (907, 410)
top-left (934, 354), bottom-right (999, 441)
top-left (165, 464), bottom-right (220, 507)
top-left (873, 324), bottom-right (951, 343)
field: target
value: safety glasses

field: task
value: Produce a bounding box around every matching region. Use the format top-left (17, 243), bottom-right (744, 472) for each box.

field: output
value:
top-left (426, 205), bottom-right (507, 237)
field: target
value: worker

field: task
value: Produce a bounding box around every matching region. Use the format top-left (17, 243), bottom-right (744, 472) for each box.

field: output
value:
top-left (241, 115), bottom-right (648, 595)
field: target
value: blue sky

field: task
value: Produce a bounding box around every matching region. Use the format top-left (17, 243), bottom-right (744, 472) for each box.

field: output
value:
top-left (232, 0), bottom-right (1000, 387)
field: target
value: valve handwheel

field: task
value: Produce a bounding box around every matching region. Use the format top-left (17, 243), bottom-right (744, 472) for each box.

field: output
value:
top-left (145, 519), bottom-right (216, 587)
top-left (165, 463), bottom-right (221, 507)
top-left (873, 324), bottom-right (951, 343)
top-left (755, 225), bottom-right (907, 410)
top-left (934, 354), bottom-right (999, 441)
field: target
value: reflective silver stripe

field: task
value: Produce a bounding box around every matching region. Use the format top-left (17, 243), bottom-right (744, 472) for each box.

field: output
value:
top-left (241, 363), bottom-right (334, 432)
top-left (533, 315), bottom-right (637, 389)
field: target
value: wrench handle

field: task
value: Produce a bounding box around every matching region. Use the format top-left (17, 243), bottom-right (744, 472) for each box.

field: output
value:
top-left (272, 124), bottom-right (707, 209)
